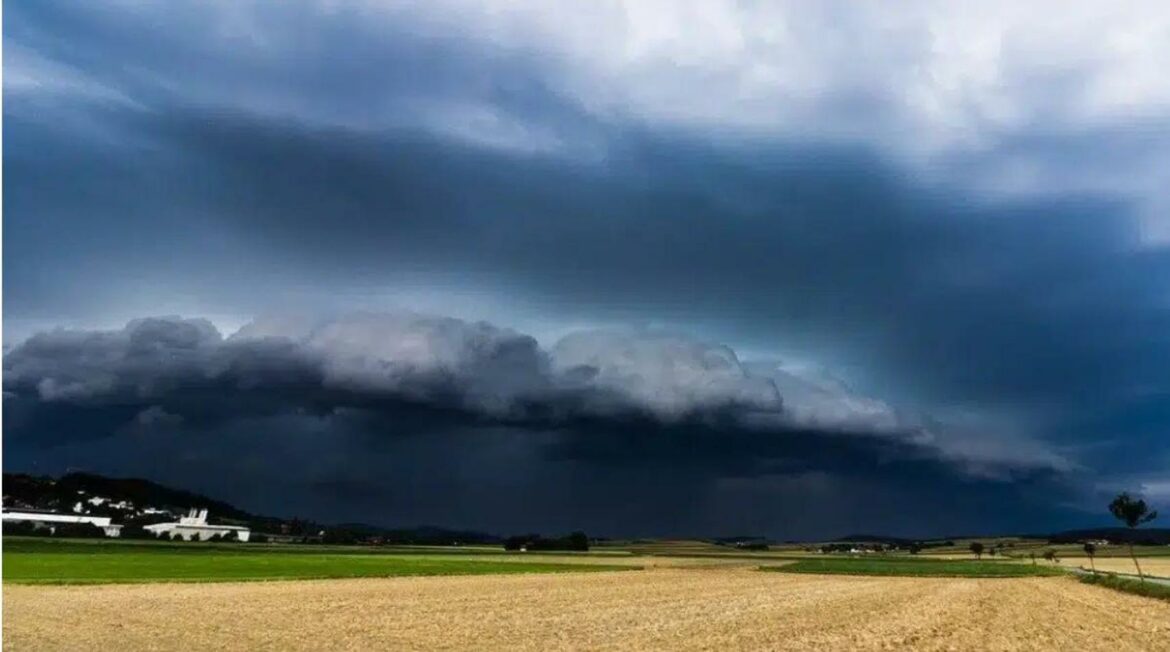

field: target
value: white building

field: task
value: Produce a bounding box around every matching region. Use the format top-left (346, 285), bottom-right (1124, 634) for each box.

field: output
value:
top-left (2, 510), bottom-right (123, 537)
top-left (145, 508), bottom-right (251, 542)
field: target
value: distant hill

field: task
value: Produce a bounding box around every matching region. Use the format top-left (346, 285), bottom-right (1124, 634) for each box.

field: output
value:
top-left (1046, 527), bottom-right (1170, 545)
top-left (330, 523), bottom-right (499, 545)
top-left (3, 472), bottom-right (252, 520)
top-left (2, 471), bottom-right (497, 544)
top-left (831, 534), bottom-right (916, 546)
top-left (829, 529), bottom-right (1170, 546)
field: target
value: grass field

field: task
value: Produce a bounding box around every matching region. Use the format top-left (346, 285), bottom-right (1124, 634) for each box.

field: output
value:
top-left (8, 537), bottom-right (1170, 649)
top-left (2, 538), bottom-right (637, 584)
top-left (7, 569), bottom-right (1170, 650)
top-left (768, 556), bottom-right (1062, 577)
top-left (1077, 573), bottom-right (1170, 602)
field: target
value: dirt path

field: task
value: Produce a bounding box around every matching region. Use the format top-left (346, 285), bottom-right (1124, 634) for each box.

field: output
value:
top-left (6, 568), bottom-right (1170, 650)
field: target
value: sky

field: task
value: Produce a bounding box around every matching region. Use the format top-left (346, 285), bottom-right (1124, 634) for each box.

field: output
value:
top-left (3, 1), bottom-right (1169, 539)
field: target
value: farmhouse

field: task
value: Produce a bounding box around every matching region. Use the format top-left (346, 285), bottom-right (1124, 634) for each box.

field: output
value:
top-left (1, 509), bottom-right (123, 537)
top-left (145, 508), bottom-right (251, 542)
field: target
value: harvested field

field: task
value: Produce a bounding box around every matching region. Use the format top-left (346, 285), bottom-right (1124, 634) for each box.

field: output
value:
top-left (1063, 556), bottom-right (1170, 579)
top-left (6, 568), bottom-right (1170, 651)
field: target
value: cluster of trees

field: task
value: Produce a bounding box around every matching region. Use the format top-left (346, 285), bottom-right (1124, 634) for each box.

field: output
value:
top-left (967, 542), bottom-right (1008, 559)
top-left (731, 541), bottom-right (770, 551)
top-left (321, 528), bottom-right (363, 545)
top-left (503, 532), bottom-right (589, 551)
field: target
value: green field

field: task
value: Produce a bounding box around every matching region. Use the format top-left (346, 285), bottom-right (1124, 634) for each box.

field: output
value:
top-left (767, 556), bottom-right (1063, 577)
top-left (2, 538), bottom-right (638, 584)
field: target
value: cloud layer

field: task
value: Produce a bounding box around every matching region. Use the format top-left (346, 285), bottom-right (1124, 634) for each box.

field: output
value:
top-left (4, 312), bottom-right (1066, 475)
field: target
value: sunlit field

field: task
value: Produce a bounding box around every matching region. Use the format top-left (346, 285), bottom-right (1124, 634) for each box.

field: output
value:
top-left (1063, 556), bottom-right (1170, 579)
top-left (7, 568), bottom-right (1170, 651)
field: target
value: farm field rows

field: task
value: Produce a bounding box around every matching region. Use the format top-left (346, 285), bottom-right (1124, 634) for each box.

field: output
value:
top-left (6, 568), bottom-right (1170, 651)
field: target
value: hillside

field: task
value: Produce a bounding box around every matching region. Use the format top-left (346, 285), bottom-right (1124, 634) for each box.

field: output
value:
top-left (2, 472), bottom-right (497, 544)
top-left (3, 472), bottom-right (252, 521)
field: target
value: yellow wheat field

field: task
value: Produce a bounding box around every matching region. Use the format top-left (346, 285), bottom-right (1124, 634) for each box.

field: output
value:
top-left (5, 568), bottom-right (1170, 651)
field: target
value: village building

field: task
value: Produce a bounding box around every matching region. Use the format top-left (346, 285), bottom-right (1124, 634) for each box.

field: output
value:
top-left (144, 508), bottom-right (251, 542)
top-left (1, 509), bottom-right (123, 537)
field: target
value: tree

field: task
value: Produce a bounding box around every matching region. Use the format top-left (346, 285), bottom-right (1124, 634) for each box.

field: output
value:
top-left (1029, 552), bottom-right (1036, 566)
top-left (1043, 549), bottom-right (1058, 564)
top-left (969, 542), bottom-right (984, 560)
top-left (1109, 492), bottom-right (1159, 582)
top-left (1082, 542), bottom-right (1097, 574)
top-left (54, 522), bottom-right (106, 538)
top-left (566, 531), bottom-right (590, 551)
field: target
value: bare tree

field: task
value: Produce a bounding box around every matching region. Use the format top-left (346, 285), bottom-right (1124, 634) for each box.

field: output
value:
top-left (1082, 542), bottom-right (1096, 574)
top-left (1109, 493), bottom-right (1159, 582)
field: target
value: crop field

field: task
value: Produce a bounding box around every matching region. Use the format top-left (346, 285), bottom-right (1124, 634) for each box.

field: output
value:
top-left (7, 537), bottom-right (1170, 650)
top-left (2, 538), bottom-right (637, 584)
top-left (1063, 556), bottom-right (1170, 578)
top-left (7, 568), bottom-right (1170, 651)
top-left (769, 557), bottom-right (1062, 577)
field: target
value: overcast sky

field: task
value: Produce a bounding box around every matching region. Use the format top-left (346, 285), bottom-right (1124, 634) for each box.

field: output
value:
top-left (4, 1), bottom-right (1169, 538)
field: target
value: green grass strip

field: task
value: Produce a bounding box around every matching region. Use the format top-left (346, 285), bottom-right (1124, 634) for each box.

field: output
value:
top-left (1077, 573), bottom-right (1170, 602)
top-left (3, 544), bottom-right (638, 585)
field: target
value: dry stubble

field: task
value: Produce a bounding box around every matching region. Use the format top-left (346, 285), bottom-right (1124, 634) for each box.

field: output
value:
top-left (5, 568), bottom-right (1170, 651)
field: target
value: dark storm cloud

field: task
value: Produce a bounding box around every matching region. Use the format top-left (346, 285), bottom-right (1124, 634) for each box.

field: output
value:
top-left (57, 107), bottom-right (1170, 461)
top-left (6, 312), bottom-right (1091, 538)
top-left (1, 409), bottom-right (1082, 539)
top-left (7, 312), bottom-right (1041, 474)
top-left (5, 1), bottom-right (1169, 533)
